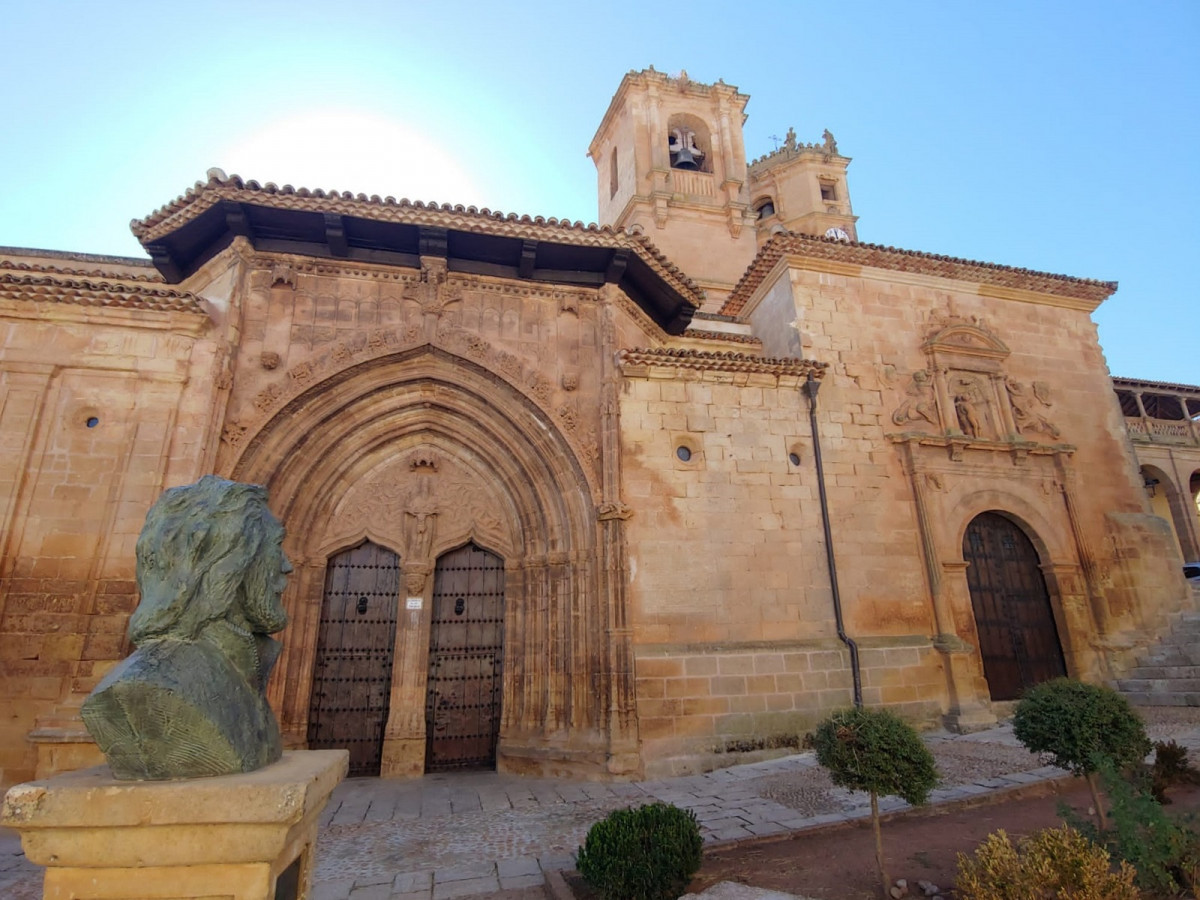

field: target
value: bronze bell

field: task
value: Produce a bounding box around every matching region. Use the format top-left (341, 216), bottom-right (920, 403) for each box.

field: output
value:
top-left (669, 128), bottom-right (702, 171)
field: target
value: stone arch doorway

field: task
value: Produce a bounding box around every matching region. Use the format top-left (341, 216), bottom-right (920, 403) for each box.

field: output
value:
top-left (307, 539), bottom-right (401, 776)
top-left (425, 542), bottom-right (505, 771)
top-left (226, 347), bottom-right (625, 777)
top-left (963, 512), bottom-right (1066, 701)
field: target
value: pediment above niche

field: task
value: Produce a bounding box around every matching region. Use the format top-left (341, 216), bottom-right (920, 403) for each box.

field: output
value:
top-left (922, 316), bottom-right (1010, 372)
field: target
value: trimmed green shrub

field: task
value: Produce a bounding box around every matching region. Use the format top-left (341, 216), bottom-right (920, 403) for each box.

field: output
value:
top-left (576, 801), bottom-right (703, 900)
top-left (1013, 678), bottom-right (1150, 830)
top-left (811, 707), bottom-right (938, 895)
top-left (1013, 679), bottom-right (1150, 776)
top-left (956, 825), bottom-right (1139, 900)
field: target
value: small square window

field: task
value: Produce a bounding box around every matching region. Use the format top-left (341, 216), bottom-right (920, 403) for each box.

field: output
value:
top-left (819, 181), bottom-right (837, 202)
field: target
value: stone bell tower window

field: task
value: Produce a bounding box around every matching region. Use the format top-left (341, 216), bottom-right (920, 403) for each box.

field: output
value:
top-left (754, 197), bottom-right (776, 220)
top-left (666, 114), bottom-right (712, 174)
top-left (819, 180), bottom-right (838, 202)
top-left (610, 152), bottom-right (619, 198)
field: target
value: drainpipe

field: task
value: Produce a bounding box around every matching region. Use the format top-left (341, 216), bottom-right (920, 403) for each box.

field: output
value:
top-left (804, 370), bottom-right (863, 708)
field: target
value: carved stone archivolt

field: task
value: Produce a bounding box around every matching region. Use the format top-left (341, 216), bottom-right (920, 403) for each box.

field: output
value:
top-left (888, 315), bottom-right (1064, 449)
top-left (216, 278), bottom-right (601, 487)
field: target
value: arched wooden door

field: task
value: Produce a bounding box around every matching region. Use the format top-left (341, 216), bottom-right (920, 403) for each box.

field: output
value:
top-left (963, 513), bottom-right (1066, 700)
top-left (425, 543), bottom-right (505, 771)
top-left (307, 540), bottom-right (400, 776)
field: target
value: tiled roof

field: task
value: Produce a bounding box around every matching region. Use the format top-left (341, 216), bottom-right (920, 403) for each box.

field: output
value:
top-left (0, 262), bottom-right (206, 314)
top-left (721, 232), bottom-right (1118, 316)
top-left (131, 172), bottom-right (704, 307)
top-left (0, 259), bottom-right (164, 283)
top-left (618, 347), bottom-right (826, 378)
top-left (1112, 376), bottom-right (1200, 396)
top-left (682, 329), bottom-right (761, 345)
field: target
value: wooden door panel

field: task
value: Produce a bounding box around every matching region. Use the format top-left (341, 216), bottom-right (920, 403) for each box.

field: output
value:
top-left (308, 541), bottom-right (400, 776)
top-left (964, 513), bottom-right (1066, 701)
top-left (426, 543), bottom-right (504, 771)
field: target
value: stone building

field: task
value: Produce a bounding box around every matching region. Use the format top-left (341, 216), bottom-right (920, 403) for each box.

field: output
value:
top-left (0, 69), bottom-right (1193, 787)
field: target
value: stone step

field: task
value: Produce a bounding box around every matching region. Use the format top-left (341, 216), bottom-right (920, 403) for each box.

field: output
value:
top-left (1119, 678), bottom-right (1200, 693)
top-left (1137, 647), bottom-right (1200, 667)
top-left (1124, 665), bottom-right (1200, 680)
top-left (1126, 692), bottom-right (1200, 707)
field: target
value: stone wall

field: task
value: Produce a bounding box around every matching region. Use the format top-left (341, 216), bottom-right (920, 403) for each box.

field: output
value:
top-left (0, 252), bottom-right (217, 786)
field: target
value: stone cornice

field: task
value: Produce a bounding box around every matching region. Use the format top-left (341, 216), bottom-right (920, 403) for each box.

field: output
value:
top-left (722, 232), bottom-right (1117, 316)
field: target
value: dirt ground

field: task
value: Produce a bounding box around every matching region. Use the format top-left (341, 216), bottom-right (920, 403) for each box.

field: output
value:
top-left (686, 780), bottom-right (1200, 899)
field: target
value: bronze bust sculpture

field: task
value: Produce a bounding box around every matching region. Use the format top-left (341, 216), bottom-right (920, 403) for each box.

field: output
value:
top-left (82, 476), bottom-right (291, 780)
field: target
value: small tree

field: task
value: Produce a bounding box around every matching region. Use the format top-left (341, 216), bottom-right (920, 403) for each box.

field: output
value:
top-left (1012, 678), bottom-right (1150, 831)
top-left (812, 707), bottom-right (938, 897)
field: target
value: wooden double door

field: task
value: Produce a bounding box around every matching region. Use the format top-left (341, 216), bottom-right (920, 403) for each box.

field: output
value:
top-left (307, 540), bottom-right (505, 776)
top-left (963, 512), bottom-right (1066, 701)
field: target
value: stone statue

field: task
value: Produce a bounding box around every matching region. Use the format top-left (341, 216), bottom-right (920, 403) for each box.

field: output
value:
top-left (81, 476), bottom-right (291, 780)
top-left (955, 392), bottom-right (983, 437)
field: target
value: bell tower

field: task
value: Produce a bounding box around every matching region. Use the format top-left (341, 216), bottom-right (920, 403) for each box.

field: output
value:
top-left (589, 69), bottom-right (758, 312)
top-left (746, 127), bottom-right (859, 246)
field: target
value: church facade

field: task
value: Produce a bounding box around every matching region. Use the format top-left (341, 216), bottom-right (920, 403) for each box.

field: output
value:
top-left (0, 69), bottom-right (1193, 787)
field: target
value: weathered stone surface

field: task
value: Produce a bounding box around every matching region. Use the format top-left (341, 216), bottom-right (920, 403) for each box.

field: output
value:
top-left (81, 476), bottom-right (291, 780)
top-left (2, 749), bottom-right (347, 899)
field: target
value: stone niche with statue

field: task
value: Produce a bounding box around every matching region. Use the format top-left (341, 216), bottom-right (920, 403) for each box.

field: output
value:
top-left (1, 477), bottom-right (347, 900)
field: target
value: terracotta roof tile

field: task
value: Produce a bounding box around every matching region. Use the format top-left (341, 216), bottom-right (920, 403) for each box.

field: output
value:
top-left (0, 259), bottom-right (165, 283)
top-left (0, 265), bottom-right (206, 314)
top-left (681, 329), bottom-right (761, 345)
top-left (619, 347), bottom-right (826, 378)
top-left (721, 232), bottom-right (1117, 316)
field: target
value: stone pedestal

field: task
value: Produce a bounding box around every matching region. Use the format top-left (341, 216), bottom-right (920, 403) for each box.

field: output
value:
top-left (1, 749), bottom-right (348, 900)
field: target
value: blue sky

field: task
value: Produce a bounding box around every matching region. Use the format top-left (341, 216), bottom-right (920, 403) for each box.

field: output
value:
top-left (2, 1), bottom-right (1196, 384)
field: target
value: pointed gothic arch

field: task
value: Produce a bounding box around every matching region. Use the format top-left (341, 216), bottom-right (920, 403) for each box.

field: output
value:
top-left (224, 345), bottom-right (616, 776)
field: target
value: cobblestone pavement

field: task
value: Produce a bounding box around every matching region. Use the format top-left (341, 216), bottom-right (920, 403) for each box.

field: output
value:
top-left (4, 711), bottom-right (1200, 900)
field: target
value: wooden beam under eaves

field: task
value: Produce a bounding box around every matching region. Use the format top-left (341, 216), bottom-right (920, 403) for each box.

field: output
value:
top-left (324, 214), bottom-right (348, 257)
top-left (519, 240), bottom-right (538, 279)
top-left (145, 242), bottom-right (183, 283)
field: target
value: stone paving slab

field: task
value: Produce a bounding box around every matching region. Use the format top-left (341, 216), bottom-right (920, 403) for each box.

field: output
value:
top-left (5, 714), bottom-right (1200, 899)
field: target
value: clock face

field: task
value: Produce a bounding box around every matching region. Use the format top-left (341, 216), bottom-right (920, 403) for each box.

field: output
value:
top-left (825, 227), bottom-right (850, 242)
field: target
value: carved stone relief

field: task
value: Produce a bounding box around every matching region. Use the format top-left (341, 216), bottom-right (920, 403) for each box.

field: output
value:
top-left (888, 314), bottom-right (1063, 448)
top-left (1007, 379), bottom-right (1061, 439)
top-left (892, 369), bottom-right (938, 429)
top-left (217, 261), bottom-right (603, 487)
top-left (325, 451), bottom-right (511, 565)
